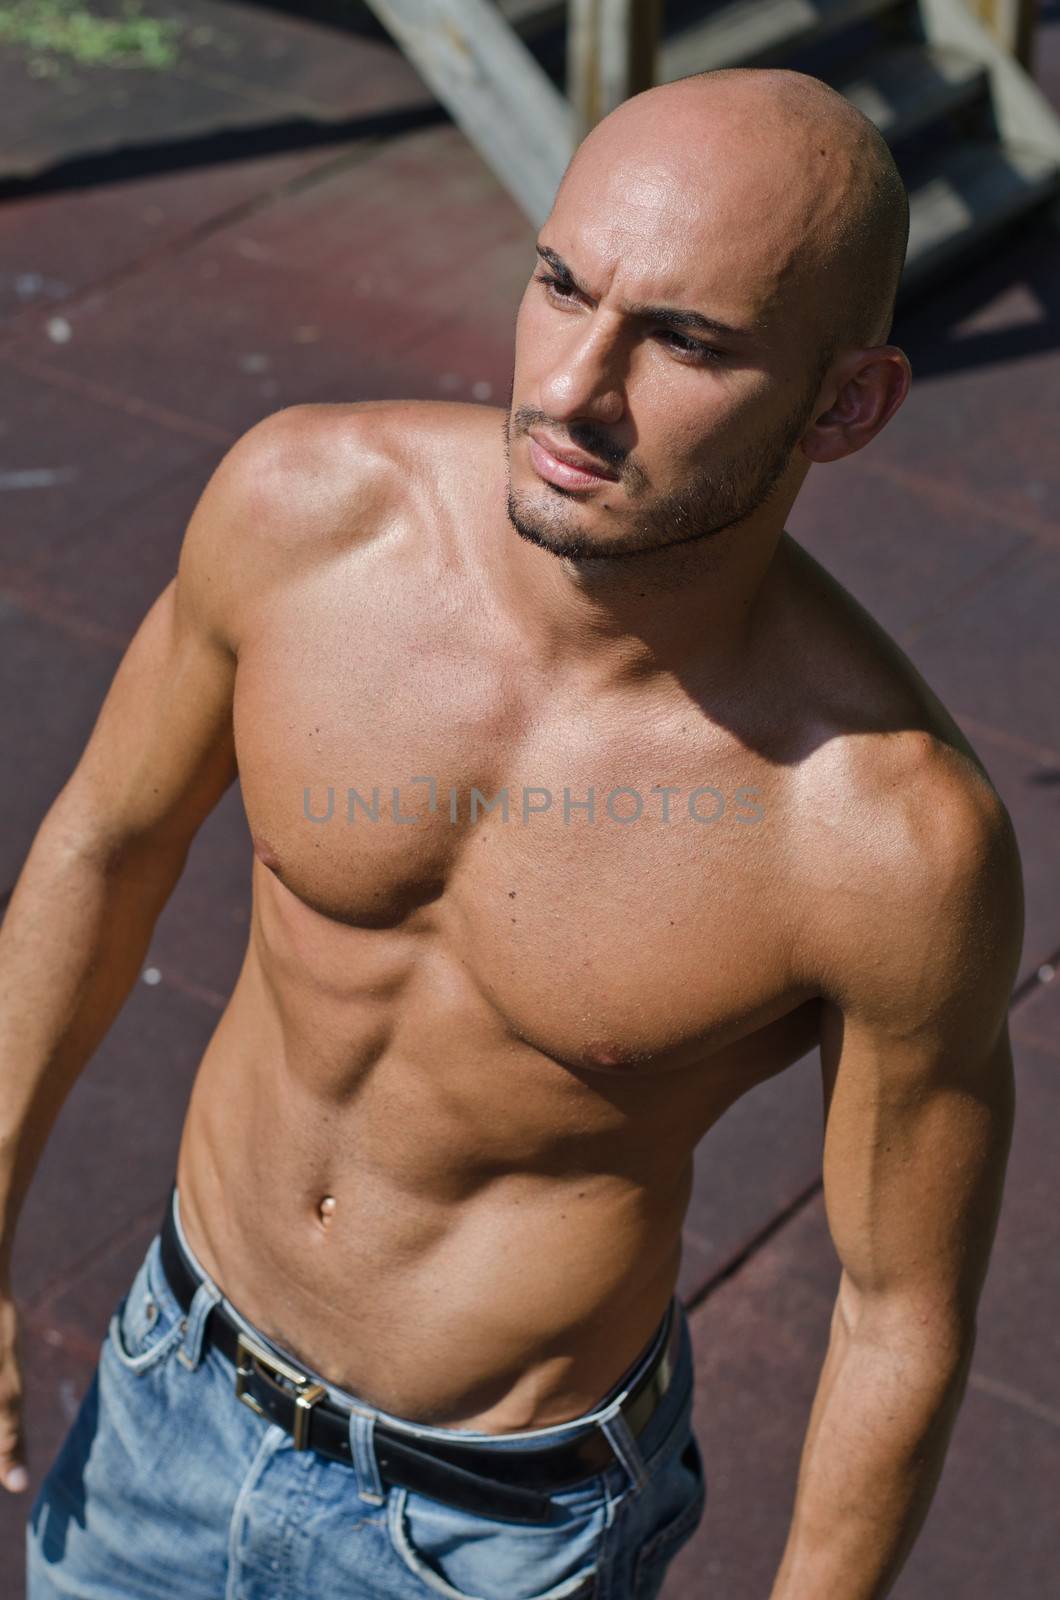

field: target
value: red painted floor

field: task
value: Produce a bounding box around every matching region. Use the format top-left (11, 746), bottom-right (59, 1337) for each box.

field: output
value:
top-left (1, 4), bottom-right (1058, 1594)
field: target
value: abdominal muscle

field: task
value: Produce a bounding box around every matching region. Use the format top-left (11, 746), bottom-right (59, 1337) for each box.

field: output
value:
top-left (173, 933), bottom-right (695, 1434)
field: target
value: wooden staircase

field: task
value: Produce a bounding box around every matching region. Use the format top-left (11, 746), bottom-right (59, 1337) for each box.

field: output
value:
top-left (363, 0), bottom-right (1060, 300)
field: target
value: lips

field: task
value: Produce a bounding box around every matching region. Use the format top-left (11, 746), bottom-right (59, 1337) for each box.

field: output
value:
top-left (527, 431), bottom-right (619, 491)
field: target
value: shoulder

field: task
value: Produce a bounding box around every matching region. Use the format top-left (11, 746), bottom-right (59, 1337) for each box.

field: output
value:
top-left (192, 399), bottom-right (448, 531)
top-left (770, 540), bottom-right (1024, 1031)
top-left (800, 727), bottom-right (1023, 1035)
top-left (176, 399), bottom-right (498, 650)
top-left (203, 398), bottom-right (500, 539)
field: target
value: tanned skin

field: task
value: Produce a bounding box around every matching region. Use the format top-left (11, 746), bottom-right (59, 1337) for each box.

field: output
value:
top-left (0, 71), bottom-right (1021, 1599)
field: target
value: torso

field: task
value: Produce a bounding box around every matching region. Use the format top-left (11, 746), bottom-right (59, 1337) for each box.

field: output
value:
top-left (174, 400), bottom-right (979, 1431)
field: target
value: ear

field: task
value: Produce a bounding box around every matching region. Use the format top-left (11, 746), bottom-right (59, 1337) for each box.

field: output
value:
top-left (799, 347), bottom-right (912, 464)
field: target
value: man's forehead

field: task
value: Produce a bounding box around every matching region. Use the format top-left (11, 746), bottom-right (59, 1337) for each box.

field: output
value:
top-left (546, 157), bottom-right (806, 333)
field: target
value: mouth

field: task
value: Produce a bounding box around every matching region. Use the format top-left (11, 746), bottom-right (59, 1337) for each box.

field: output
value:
top-left (527, 431), bottom-right (620, 492)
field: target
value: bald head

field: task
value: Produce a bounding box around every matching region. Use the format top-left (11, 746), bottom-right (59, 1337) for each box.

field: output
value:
top-left (556, 68), bottom-right (910, 361)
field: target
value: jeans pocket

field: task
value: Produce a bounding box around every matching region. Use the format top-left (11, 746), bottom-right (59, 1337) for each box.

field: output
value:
top-left (387, 1475), bottom-right (607, 1600)
top-left (106, 1236), bottom-right (186, 1376)
top-left (630, 1430), bottom-right (706, 1600)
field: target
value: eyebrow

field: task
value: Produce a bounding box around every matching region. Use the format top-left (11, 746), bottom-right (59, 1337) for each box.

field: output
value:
top-left (535, 245), bottom-right (756, 343)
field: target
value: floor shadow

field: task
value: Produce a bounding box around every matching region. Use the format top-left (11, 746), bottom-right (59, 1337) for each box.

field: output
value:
top-left (26, 1369), bottom-right (99, 1569)
top-left (893, 211), bottom-right (1060, 381)
top-left (0, 101), bottom-right (449, 203)
top-left (221, 0), bottom-right (398, 43)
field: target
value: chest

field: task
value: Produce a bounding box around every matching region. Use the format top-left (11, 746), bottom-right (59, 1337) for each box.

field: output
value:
top-left (232, 573), bottom-right (798, 1067)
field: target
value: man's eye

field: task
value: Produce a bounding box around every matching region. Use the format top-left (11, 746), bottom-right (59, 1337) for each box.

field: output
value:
top-left (534, 274), bottom-right (718, 362)
top-left (535, 272), bottom-right (577, 301)
top-left (660, 330), bottom-right (718, 362)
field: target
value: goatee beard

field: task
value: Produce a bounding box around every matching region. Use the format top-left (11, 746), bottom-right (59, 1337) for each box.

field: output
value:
top-left (502, 399), bottom-right (812, 561)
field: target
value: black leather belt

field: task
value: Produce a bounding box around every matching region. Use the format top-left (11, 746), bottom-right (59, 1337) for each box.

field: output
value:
top-left (158, 1190), bottom-right (681, 1524)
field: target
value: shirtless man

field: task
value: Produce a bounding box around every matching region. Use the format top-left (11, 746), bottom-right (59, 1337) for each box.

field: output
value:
top-left (2, 67), bottom-right (1021, 1600)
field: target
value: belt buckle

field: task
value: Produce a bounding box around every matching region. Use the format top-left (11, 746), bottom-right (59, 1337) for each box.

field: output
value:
top-left (235, 1332), bottom-right (327, 1450)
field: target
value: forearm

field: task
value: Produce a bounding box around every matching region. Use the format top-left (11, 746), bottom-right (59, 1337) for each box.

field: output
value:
top-left (0, 801), bottom-right (184, 1276)
top-left (769, 1304), bottom-right (973, 1600)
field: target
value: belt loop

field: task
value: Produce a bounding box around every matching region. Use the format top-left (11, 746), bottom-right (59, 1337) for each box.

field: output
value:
top-left (600, 1409), bottom-right (649, 1494)
top-left (348, 1410), bottom-right (386, 1505)
top-left (178, 1278), bottom-right (222, 1371)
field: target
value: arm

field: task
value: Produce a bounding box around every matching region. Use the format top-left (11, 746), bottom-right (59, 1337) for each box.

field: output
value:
top-left (770, 759), bottom-right (1023, 1599)
top-left (0, 408), bottom-right (300, 1491)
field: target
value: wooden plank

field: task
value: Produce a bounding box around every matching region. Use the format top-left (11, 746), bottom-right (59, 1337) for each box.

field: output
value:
top-left (659, 0), bottom-right (904, 81)
top-left (902, 138), bottom-right (1059, 294)
top-left (568, 0), bottom-right (661, 140)
top-left (361, 0), bottom-right (574, 225)
top-left (920, 0), bottom-right (1060, 161)
top-left (965, 1), bottom-right (1038, 71)
top-left (831, 43), bottom-right (987, 144)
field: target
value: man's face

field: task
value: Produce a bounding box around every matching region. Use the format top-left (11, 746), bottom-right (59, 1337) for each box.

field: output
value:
top-left (505, 132), bottom-right (830, 561)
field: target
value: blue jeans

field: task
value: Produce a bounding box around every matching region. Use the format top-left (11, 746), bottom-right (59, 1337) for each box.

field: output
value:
top-left (27, 1193), bottom-right (706, 1599)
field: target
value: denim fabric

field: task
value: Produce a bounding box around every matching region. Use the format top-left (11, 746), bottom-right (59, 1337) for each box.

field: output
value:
top-left (27, 1198), bottom-right (706, 1600)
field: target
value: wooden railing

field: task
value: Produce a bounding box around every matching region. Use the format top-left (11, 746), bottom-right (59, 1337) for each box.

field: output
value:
top-left (965, 0), bottom-right (1038, 68)
top-left (567, 0), bottom-right (661, 139)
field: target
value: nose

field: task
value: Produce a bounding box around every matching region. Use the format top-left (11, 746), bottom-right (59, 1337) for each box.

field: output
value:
top-left (538, 316), bottom-right (626, 430)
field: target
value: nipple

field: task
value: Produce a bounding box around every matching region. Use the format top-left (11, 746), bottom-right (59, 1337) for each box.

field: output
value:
top-left (252, 834), bottom-right (282, 872)
top-left (318, 1195), bottom-right (336, 1225)
top-left (580, 1038), bottom-right (644, 1070)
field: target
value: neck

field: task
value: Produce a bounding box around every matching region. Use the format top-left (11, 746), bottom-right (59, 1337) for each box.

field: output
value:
top-left (502, 501), bottom-right (793, 693)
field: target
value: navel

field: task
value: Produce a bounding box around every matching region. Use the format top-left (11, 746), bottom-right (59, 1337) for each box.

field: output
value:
top-left (317, 1195), bottom-right (337, 1226)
